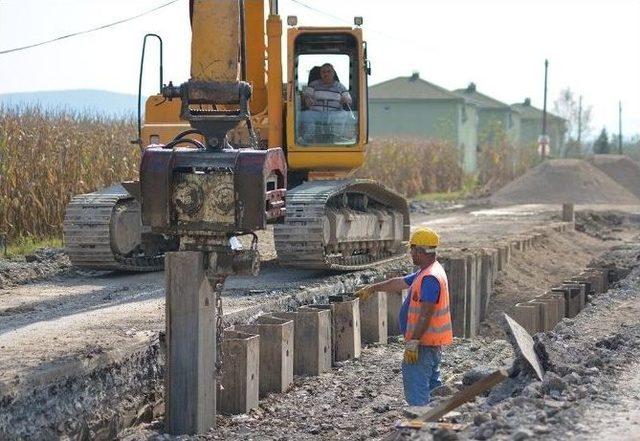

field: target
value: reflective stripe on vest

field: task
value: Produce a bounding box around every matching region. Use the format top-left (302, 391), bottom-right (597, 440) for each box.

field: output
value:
top-left (407, 305), bottom-right (450, 317)
top-left (404, 260), bottom-right (454, 346)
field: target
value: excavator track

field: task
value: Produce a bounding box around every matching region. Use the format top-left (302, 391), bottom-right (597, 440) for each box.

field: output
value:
top-left (275, 180), bottom-right (410, 271)
top-left (63, 185), bottom-right (165, 272)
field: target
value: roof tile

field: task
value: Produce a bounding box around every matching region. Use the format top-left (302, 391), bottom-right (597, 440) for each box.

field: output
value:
top-left (369, 75), bottom-right (463, 101)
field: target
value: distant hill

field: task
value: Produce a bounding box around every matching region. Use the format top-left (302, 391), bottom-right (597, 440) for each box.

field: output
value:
top-left (0, 89), bottom-right (138, 117)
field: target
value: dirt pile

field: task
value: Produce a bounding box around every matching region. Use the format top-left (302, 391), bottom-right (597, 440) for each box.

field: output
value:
top-left (588, 154), bottom-right (640, 199)
top-left (490, 159), bottom-right (640, 205)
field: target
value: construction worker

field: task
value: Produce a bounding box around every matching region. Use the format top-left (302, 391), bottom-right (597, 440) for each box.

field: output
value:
top-left (356, 227), bottom-right (453, 406)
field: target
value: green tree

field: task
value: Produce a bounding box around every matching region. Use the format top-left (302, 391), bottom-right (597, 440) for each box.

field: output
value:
top-left (593, 128), bottom-right (610, 154)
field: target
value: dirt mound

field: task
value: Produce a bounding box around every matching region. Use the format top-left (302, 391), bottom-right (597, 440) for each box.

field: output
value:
top-left (588, 154), bottom-right (640, 199)
top-left (490, 159), bottom-right (640, 205)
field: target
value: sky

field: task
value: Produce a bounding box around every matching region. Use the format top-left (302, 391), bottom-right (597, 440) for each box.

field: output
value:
top-left (1, 0), bottom-right (639, 139)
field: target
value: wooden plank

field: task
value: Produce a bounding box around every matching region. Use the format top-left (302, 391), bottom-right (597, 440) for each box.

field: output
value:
top-left (331, 298), bottom-right (361, 362)
top-left (417, 369), bottom-right (508, 422)
top-left (236, 316), bottom-right (294, 397)
top-left (562, 203), bottom-right (575, 222)
top-left (440, 255), bottom-right (467, 338)
top-left (165, 251), bottom-right (216, 435)
top-left (545, 291), bottom-right (566, 320)
top-left (480, 249), bottom-right (497, 321)
top-left (465, 252), bottom-right (479, 338)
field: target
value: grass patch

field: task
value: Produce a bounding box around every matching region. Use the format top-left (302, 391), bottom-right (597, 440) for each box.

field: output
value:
top-left (412, 190), bottom-right (466, 202)
top-left (412, 175), bottom-right (478, 202)
top-left (3, 235), bottom-right (62, 258)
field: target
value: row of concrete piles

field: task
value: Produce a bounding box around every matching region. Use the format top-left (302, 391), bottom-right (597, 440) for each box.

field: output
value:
top-left (217, 221), bottom-right (576, 415)
top-left (218, 291), bottom-right (403, 415)
top-left (511, 266), bottom-right (611, 334)
top-left (435, 221), bottom-right (574, 338)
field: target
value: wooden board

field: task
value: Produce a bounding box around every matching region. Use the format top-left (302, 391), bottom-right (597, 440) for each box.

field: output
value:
top-left (416, 369), bottom-right (508, 422)
top-left (386, 290), bottom-right (405, 336)
top-left (219, 331), bottom-right (259, 415)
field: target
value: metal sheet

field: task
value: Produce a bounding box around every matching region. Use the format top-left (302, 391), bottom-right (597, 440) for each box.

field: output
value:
top-left (503, 313), bottom-right (545, 381)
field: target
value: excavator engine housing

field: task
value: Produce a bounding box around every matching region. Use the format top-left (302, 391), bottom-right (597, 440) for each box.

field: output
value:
top-left (140, 146), bottom-right (286, 244)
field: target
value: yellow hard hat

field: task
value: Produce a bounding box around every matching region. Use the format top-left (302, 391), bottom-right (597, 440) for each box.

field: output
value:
top-left (410, 227), bottom-right (439, 248)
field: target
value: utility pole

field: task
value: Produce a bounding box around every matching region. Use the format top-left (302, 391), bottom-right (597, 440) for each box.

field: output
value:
top-left (540, 59), bottom-right (549, 159)
top-left (577, 95), bottom-right (582, 147)
top-left (619, 100), bottom-right (623, 154)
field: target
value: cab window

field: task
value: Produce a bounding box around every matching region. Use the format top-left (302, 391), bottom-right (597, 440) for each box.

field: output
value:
top-left (293, 34), bottom-right (359, 146)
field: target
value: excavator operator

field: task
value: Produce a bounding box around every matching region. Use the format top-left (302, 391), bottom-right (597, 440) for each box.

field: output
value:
top-left (299, 63), bottom-right (355, 144)
top-left (303, 63), bottom-right (352, 111)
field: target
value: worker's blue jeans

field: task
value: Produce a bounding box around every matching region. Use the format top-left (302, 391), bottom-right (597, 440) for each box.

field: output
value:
top-left (402, 345), bottom-right (442, 406)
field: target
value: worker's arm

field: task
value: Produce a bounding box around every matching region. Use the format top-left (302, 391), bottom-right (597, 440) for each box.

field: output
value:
top-left (371, 276), bottom-right (408, 292)
top-left (367, 276), bottom-right (408, 293)
top-left (355, 277), bottom-right (407, 301)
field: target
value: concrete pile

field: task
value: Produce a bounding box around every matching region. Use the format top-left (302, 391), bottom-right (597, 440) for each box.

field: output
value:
top-left (438, 222), bottom-right (573, 338)
top-left (511, 266), bottom-right (610, 334)
top-left (218, 292), bottom-right (399, 416)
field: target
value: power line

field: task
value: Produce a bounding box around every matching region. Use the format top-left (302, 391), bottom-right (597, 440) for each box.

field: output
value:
top-left (0, 0), bottom-right (179, 56)
top-left (284, 0), bottom-right (441, 55)
top-left (287, 0), bottom-right (352, 25)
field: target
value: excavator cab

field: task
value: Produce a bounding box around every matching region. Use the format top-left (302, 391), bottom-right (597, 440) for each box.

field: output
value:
top-left (286, 27), bottom-right (370, 172)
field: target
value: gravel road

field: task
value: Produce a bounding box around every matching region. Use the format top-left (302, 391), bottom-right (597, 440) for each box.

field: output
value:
top-left (2, 203), bottom-right (640, 440)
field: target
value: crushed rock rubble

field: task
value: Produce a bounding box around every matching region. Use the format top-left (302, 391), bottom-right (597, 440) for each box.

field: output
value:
top-left (573, 210), bottom-right (640, 241)
top-left (0, 247), bottom-right (76, 288)
top-left (399, 241), bottom-right (640, 440)
top-left (119, 236), bottom-right (640, 441)
top-left (120, 339), bottom-right (515, 440)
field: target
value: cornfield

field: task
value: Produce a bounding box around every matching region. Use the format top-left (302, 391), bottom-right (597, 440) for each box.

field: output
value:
top-left (355, 137), bottom-right (464, 197)
top-left (0, 106), bottom-right (139, 242)
top-left (0, 108), bottom-right (539, 246)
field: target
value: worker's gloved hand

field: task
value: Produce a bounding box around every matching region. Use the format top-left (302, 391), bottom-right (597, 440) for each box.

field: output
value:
top-left (355, 285), bottom-right (375, 301)
top-left (404, 340), bottom-right (420, 364)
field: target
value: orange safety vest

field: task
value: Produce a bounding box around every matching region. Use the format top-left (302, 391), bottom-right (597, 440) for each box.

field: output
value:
top-left (404, 260), bottom-right (453, 346)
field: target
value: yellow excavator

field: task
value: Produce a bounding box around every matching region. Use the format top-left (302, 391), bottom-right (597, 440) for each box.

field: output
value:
top-left (63, 0), bottom-right (409, 272)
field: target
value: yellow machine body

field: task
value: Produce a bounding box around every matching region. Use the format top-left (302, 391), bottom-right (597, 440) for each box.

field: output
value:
top-left (190, 0), bottom-right (240, 82)
top-left (141, 96), bottom-right (193, 146)
top-left (66, 0), bottom-right (409, 274)
top-left (140, 0), bottom-right (369, 178)
top-left (285, 26), bottom-right (367, 172)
